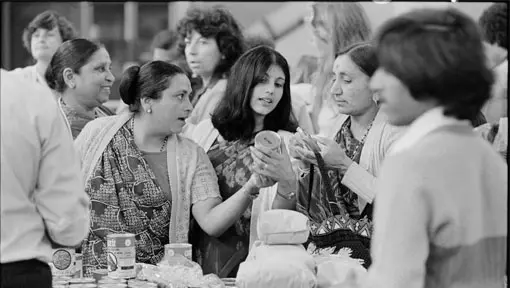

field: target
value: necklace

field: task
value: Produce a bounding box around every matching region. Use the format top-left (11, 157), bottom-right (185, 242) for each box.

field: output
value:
top-left (131, 118), bottom-right (169, 152)
top-left (347, 117), bottom-right (375, 161)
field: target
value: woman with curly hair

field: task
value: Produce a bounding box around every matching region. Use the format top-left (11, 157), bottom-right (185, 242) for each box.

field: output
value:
top-left (10, 10), bottom-right (77, 100)
top-left (177, 6), bottom-right (245, 129)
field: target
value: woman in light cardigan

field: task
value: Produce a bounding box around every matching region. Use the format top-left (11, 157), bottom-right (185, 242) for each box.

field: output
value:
top-left (185, 46), bottom-right (298, 277)
top-left (269, 43), bottom-right (403, 268)
top-left (75, 61), bottom-right (268, 276)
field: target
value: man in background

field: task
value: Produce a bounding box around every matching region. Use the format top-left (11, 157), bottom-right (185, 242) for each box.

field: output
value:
top-left (0, 70), bottom-right (90, 288)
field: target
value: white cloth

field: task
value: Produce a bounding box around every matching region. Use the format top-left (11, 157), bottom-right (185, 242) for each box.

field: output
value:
top-left (0, 70), bottom-right (89, 264)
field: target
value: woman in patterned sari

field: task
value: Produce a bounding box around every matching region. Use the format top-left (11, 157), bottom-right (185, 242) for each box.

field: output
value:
top-left (45, 38), bottom-right (115, 139)
top-left (267, 43), bottom-right (403, 268)
top-left (74, 61), bottom-right (269, 276)
top-left (186, 46), bottom-right (298, 277)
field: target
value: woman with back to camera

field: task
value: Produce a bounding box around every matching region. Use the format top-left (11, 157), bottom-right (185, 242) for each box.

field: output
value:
top-left (74, 60), bottom-right (273, 276)
top-left (177, 6), bottom-right (245, 129)
top-left (364, 7), bottom-right (507, 288)
top-left (45, 38), bottom-right (115, 139)
top-left (187, 46), bottom-right (298, 277)
top-left (10, 10), bottom-right (77, 100)
top-left (262, 43), bottom-right (402, 268)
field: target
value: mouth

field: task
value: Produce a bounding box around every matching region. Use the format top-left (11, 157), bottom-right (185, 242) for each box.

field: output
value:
top-left (258, 97), bottom-right (273, 105)
top-left (101, 86), bottom-right (112, 94)
top-left (177, 116), bottom-right (188, 122)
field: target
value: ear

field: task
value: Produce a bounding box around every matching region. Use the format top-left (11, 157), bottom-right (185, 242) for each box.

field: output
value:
top-left (62, 68), bottom-right (76, 89)
top-left (140, 97), bottom-right (153, 112)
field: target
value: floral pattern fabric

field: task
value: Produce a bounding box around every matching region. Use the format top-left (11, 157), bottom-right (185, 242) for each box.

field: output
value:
top-left (81, 121), bottom-right (171, 276)
top-left (191, 137), bottom-right (254, 277)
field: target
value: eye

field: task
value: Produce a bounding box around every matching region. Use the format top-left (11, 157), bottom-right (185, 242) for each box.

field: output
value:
top-left (199, 39), bottom-right (208, 45)
top-left (343, 78), bottom-right (352, 84)
top-left (275, 82), bottom-right (284, 88)
top-left (96, 66), bottom-right (106, 72)
top-left (176, 94), bottom-right (184, 100)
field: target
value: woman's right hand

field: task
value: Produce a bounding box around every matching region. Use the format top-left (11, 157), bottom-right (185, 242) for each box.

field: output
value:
top-left (247, 172), bottom-right (276, 190)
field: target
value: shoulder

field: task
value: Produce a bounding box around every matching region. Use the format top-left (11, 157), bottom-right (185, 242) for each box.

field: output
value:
top-left (214, 79), bottom-right (228, 92)
top-left (80, 115), bottom-right (120, 138)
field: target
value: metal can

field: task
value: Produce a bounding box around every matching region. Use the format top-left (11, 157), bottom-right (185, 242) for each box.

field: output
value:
top-left (51, 248), bottom-right (76, 277)
top-left (106, 233), bottom-right (136, 279)
top-left (254, 130), bottom-right (281, 154)
top-left (74, 253), bottom-right (83, 278)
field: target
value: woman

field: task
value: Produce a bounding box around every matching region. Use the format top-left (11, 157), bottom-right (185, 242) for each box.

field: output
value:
top-left (186, 46), bottom-right (298, 277)
top-left (10, 10), bottom-right (77, 100)
top-left (177, 6), bottom-right (245, 128)
top-left (292, 2), bottom-right (372, 135)
top-left (45, 38), bottom-right (115, 139)
top-left (265, 43), bottom-right (402, 268)
top-left (365, 8), bottom-right (507, 288)
top-left (74, 61), bottom-right (271, 277)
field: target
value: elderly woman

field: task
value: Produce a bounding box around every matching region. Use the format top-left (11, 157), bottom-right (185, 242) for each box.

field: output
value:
top-left (10, 10), bottom-right (77, 99)
top-left (186, 46), bottom-right (298, 277)
top-left (365, 7), bottom-right (507, 288)
top-left (45, 38), bottom-right (115, 139)
top-left (75, 61), bottom-right (271, 276)
top-left (259, 43), bottom-right (402, 268)
top-left (177, 6), bottom-right (245, 128)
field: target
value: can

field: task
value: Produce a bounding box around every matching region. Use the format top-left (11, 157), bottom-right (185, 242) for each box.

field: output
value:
top-left (254, 131), bottom-right (281, 154)
top-left (51, 248), bottom-right (76, 277)
top-left (164, 243), bottom-right (192, 261)
top-left (106, 233), bottom-right (136, 279)
top-left (73, 253), bottom-right (83, 278)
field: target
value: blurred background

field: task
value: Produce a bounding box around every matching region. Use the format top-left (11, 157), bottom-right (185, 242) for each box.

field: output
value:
top-left (1, 1), bottom-right (494, 105)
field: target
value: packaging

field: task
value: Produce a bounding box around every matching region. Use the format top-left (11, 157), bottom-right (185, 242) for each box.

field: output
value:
top-left (51, 248), bottom-right (76, 277)
top-left (107, 233), bottom-right (136, 279)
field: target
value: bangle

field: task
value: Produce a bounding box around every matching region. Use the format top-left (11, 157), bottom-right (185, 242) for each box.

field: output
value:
top-left (276, 190), bottom-right (296, 201)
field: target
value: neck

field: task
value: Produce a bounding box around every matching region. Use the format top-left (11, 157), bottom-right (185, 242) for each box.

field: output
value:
top-left (201, 73), bottom-right (216, 89)
top-left (35, 61), bottom-right (49, 79)
top-left (133, 114), bottom-right (170, 152)
top-left (350, 105), bottom-right (379, 131)
top-left (254, 115), bottom-right (265, 134)
top-left (62, 92), bottom-right (96, 116)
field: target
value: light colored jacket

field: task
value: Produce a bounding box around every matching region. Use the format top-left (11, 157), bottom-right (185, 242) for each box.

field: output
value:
top-left (186, 119), bottom-right (294, 251)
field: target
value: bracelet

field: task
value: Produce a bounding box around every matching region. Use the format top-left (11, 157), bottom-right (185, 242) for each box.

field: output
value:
top-left (276, 190), bottom-right (296, 201)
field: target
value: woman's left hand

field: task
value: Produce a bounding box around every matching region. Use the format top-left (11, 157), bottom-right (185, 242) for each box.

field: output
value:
top-left (250, 140), bottom-right (297, 186)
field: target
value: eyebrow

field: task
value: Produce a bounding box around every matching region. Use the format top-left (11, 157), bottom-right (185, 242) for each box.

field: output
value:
top-left (174, 89), bottom-right (190, 94)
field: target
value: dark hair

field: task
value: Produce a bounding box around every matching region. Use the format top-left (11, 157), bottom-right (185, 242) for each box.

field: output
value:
top-left (335, 42), bottom-right (378, 77)
top-left (245, 35), bottom-right (276, 50)
top-left (375, 7), bottom-right (494, 122)
top-left (177, 6), bottom-right (245, 79)
top-left (211, 46), bottom-right (297, 141)
top-left (292, 55), bottom-right (318, 85)
top-left (119, 60), bottom-right (186, 113)
top-left (479, 3), bottom-right (508, 50)
top-left (22, 10), bottom-right (77, 55)
top-left (45, 38), bottom-right (102, 93)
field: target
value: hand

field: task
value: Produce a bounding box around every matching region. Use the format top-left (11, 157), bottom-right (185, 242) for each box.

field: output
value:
top-left (246, 172), bottom-right (276, 190)
top-left (250, 138), bottom-right (297, 186)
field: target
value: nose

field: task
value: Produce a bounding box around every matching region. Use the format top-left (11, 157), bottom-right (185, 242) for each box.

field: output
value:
top-left (266, 83), bottom-right (275, 94)
top-left (185, 41), bottom-right (197, 56)
top-left (330, 80), bottom-right (343, 99)
top-left (105, 70), bottom-right (115, 83)
top-left (183, 96), bottom-right (193, 113)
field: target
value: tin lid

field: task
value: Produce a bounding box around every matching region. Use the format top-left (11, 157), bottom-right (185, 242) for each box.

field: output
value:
top-left (106, 233), bottom-right (135, 238)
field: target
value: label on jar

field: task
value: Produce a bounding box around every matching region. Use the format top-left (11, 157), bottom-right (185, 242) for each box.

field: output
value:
top-left (106, 233), bottom-right (136, 279)
top-left (51, 248), bottom-right (76, 277)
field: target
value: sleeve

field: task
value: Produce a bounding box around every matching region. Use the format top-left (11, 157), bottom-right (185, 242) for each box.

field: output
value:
top-left (35, 102), bottom-right (90, 247)
top-left (190, 146), bottom-right (222, 204)
top-left (340, 163), bottom-right (376, 203)
top-left (366, 156), bottom-right (430, 288)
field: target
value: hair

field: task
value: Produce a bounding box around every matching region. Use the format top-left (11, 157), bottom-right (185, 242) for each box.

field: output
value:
top-left (151, 29), bottom-right (180, 51)
top-left (291, 55), bottom-right (319, 84)
top-left (177, 6), bottom-right (245, 80)
top-left (335, 42), bottom-right (378, 77)
top-left (211, 46), bottom-right (298, 141)
top-left (309, 3), bottom-right (372, 122)
top-left (479, 3), bottom-right (508, 50)
top-left (244, 35), bottom-right (276, 50)
top-left (45, 38), bottom-right (102, 93)
top-left (375, 7), bottom-right (494, 122)
top-left (119, 60), bottom-right (186, 113)
top-left (22, 10), bottom-right (77, 55)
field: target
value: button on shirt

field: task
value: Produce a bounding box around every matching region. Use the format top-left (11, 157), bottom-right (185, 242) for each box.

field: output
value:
top-left (0, 70), bottom-right (90, 264)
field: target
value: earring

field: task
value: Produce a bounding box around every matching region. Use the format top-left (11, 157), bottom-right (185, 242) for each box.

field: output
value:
top-left (372, 93), bottom-right (380, 105)
top-left (69, 83), bottom-right (75, 89)
top-left (147, 108), bottom-right (152, 114)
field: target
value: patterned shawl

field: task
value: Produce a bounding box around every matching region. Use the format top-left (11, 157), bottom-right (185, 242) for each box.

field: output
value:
top-left (75, 113), bottom-right (220, 275)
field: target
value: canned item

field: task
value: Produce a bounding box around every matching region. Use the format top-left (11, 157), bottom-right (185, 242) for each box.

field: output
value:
top-left (74, 253), bottom-right (83, 278)
top-left (52, 248), bottom-right (76, 277)
top-left (164, 243), bottom-right (192, 261)
top-left (53, 286), bottom-right (67, 288)
top-left (254, 130), bottom-right (281, 153)
top-left (52, 280), bottom-right (69, 286)
top-left (98, 278), bottom-right (125, 285)
top-left (106, 233), bottom-right (136, 279)
top-left (69, 277), bottom-right (96, 284)
top-left (98, 284), bottom-right (127, 288)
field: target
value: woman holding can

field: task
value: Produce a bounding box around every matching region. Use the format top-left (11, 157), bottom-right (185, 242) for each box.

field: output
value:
top-left (74, 60), bottom-right (274, 276)
top-left (186, 46), bottom-right (298, 277)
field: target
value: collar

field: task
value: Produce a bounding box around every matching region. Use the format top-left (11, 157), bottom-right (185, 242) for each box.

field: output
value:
top-left (390, 107), bottom-right (470, 155)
